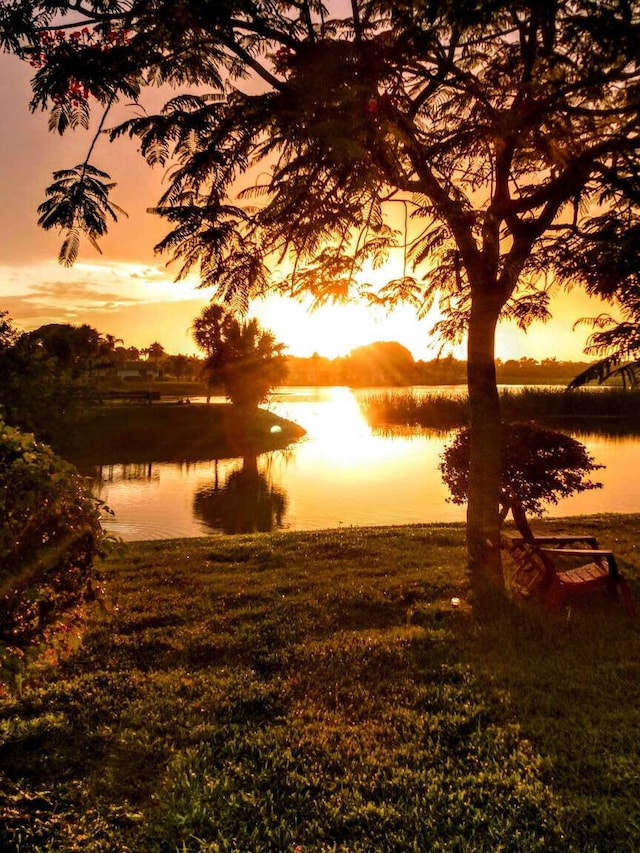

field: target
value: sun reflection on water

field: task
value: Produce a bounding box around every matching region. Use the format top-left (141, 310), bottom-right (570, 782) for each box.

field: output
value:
top-left (91, 387), bottom-right (640, 541)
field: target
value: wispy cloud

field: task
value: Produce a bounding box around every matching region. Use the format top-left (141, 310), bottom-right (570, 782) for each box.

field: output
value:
top-left (27, 280), bottom-right (139, 304)
top-left (24, 281), bottom-right (140, 305)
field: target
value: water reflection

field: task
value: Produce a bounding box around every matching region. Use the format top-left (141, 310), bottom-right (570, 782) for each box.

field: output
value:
top-left (193, 455), bottom-right (288, 534)
top-left (90, 387), bottom-right (640, 541)
top-left (97, 462), bottom-right (158, 482)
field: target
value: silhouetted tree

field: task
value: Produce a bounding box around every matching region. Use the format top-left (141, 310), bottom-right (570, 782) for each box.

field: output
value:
top-left (0, 316), bottom-right (132, 439)
top-left (4, 2), bottom-right (640, 598)
top-left (193, 304), bottom-right (287, 411)
top-left (0, 317), bottom-right (85, 440)
top-left (347, 341), bottom-right (415, 386)
top-left (143, 341), bottom-right (165, 363)
top-left (441, 423), bottom-right (603, 521)
top-left (194, 455), bottom-right (287, 534)
top-left (566, 214), bottom-right (640, 388)
top-left (0, 310), bottom-right (18, 351)
top-left (166, 354), bottom-right (192, 382)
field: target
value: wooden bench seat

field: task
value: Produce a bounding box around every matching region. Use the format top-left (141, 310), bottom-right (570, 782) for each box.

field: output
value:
top-left (501, 502), bottom-right (635, 616)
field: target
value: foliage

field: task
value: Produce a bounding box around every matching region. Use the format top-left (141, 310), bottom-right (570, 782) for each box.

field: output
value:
top-left (346, 341), bottom-right (416, 386)
top-left (361, 389), bottom-right (469, 430)
top-left (440, 423), bottom-right (603, 517)
top-left (2, 3), bottom-right (636, 319)
top-left (0, 524), bottom-right (639, 850)
top-left (360, 387), bottom-right (640, 434)
top-left (0, 316), bottom-right (124, 442)
top-left (283, 353), bottom-right (592, 387)
top-left (0, 327), bottom-right (80, 442)
top-left (0, 420), bottom-right (107, 685)
top-left (0, 310), bottom-right (19, 350)
top-left (193, 304), bottom-right (288, 410)
top-left (4, 1), bottom-right (640, 577)
top-left (164, 353), bottom-right (192, 381)
top-left (38, 163), bottom-right (125, 266)
top-left (563, 214), bottom-right (640, 388)
top-left (142, 341), bottom-right (165, 362)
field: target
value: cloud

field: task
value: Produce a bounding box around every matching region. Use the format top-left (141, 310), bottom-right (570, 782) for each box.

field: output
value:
top-left (0, 295), bottom-right (69, 322)
top-left (1, 291), bottom-right (210, 355)
top-left (27, 280), bottom-right (139, 304)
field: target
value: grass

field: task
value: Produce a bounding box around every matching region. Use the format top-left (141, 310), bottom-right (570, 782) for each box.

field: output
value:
top-left (1, 518), bottom-right (640, 851)
top-left (53, 403), bottom-right (306, 468)
top-left (360, 387), bottom-right (640, 434)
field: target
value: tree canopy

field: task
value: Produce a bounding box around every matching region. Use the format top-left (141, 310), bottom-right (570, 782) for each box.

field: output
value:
top-left (3, 1), bottom-right (640, 592)
top-left (441, 423), bottom-right (603, 519)
top-left (193, 304), bottom-right (287, 410)
top-left (347, 341), bottom-right (415, 385)
top-left (565, 213), bottom-right (640, 388)
top-left (0, 314), bottom-right (118, 440)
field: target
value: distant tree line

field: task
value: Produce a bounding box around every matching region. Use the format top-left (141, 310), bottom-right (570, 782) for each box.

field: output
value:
top-left (0, 312), bottom-right (202, 441)
top-left (0, 309), bottom-right (599, 446)
top-left (283, 344), bottom-right (593, 388)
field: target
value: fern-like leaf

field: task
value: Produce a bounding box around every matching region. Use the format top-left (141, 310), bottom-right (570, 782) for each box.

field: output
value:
top-left (37, 163), bottom-right (125, 264)
top-left (48, 98), bottom-right (90, 135)
top-left (58, 227), bottom-right (81, 268)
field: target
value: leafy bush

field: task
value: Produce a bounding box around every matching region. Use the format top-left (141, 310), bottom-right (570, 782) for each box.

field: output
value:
top-left (0, 420), bottom-right (107, 669)
top-left (440, 422), bottom-right (603, 517)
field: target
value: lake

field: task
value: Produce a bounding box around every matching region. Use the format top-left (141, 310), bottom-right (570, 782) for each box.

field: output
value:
top-left (91, 386), bottom-right (640, 541)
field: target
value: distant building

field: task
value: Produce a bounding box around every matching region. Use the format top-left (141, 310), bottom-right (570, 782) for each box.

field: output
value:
top-left (98, 360), bottom-right (162, 381)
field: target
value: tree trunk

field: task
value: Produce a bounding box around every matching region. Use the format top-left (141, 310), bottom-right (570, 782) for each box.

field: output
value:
top-left (466, 295), bottom-right (504, 606)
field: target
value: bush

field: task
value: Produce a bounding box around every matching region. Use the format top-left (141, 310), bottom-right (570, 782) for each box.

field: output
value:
top-left (0, 420), bottom-right (107, 671)
top-left (440, 422), bottom-right (603, 517)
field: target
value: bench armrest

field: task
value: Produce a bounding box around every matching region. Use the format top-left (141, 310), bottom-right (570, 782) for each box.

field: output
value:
top-left (538, 547), bottom-right (619, 578)
top-left (538, 547), bottom-right (613, 558)
top-left (531, 535), bottom-right (598, 547)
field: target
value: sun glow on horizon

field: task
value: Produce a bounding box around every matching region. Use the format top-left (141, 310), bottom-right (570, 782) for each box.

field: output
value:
top-left (252, 294), bottom-right (447, 361)
top-left (0, 251), bottom-right (603, 363)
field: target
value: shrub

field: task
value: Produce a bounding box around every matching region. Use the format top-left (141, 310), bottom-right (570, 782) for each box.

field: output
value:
top-left (0, 420), bottom-right (107, 672)
top-left (440, 422), bottom-right (603, 517)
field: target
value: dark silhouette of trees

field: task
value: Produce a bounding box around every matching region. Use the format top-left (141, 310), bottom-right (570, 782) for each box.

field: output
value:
top-left (26, 323), bottom-right (106, 375)
top-left (143, 341), bottom-right (165, 364)
top-left (166, 354), bottom-right (193, 382)
top-left (441, 424), bottom-right (603, 520)
top-left (193, 304), bottom-right (287, 411)
top-left (566, 214), bottom-right (640, 388)
top-left (347, 341), bottom-right (415, 386)
top-left (194, 455), bottom-right (287, 534)
top-left (3, 2), bottom-right (640, 598)
top-left (0, 311), bottom-right (18, 350)
top-left (0, 315), bottom-right (122, 441)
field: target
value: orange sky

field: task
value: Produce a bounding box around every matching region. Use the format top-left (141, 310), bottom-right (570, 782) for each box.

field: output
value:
top-left (0, 52), bottom-right (608, 361)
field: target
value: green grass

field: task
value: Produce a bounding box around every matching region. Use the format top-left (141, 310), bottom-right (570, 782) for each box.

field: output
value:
top-left (1, 519), bottom-right (640, 851)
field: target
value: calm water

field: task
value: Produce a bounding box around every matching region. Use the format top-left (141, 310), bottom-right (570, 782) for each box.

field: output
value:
top-left (92, 386), bottom-right (640, 541)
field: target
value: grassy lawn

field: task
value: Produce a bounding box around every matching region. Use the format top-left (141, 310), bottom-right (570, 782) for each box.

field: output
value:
top-left (1, 518), bottom-right (640, 851)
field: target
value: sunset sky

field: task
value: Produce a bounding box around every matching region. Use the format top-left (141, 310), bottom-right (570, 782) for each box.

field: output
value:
top-left (0, 50), bottom-right (608, 361)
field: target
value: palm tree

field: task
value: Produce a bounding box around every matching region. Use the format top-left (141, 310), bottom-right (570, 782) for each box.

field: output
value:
top-left (166, 354), bottom-right (191, 382)
top-left (143, 342), bottom-right (165, 363)
top-left (193, 305), bottom-right (287, 411)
